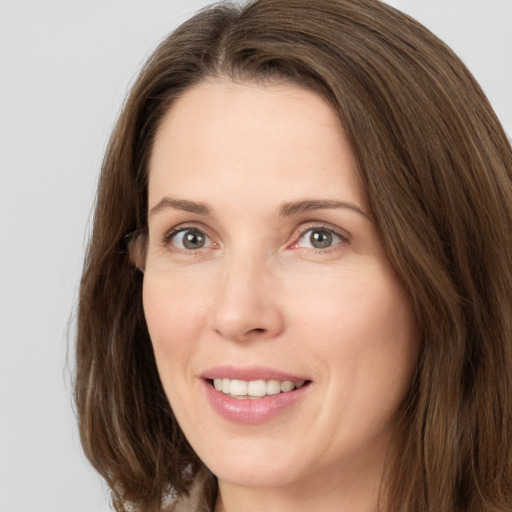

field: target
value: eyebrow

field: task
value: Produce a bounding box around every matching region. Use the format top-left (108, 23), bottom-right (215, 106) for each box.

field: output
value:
top-left (278, 199), bottom-right (369, 219)
top-left (149, 196), bottom-right (369, 219)
top-left (149, 197), bottom-right (211, 216)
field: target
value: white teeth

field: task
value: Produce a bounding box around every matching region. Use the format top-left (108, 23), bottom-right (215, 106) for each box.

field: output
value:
top-left (248, 379), bottom-right (267, 397)
top-left (212, 378), bottom-right (306, 398)
top-left (230, 379), bottom-right (248, 396)
top-left (267, 380), bottom-right (281, 395)
top-left (280, 380), bottom-right (295, 393)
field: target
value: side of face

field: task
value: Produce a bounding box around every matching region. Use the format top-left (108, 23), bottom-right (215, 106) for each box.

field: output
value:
top-left (142, 79), bottom-right (419, 494)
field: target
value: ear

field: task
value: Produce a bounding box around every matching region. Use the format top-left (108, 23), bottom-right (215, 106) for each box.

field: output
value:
top-left (127, 232), bottom-right (147, 273)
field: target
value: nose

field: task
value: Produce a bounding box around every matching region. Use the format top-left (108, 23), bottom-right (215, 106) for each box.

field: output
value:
top-left (209, 252), bottom-right (284, 342)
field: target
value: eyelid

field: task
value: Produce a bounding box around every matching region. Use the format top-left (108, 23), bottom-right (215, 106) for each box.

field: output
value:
top-left (293, 222), bottom-right (350, 242)
top-left (162, 221), bottom-right (212, 240)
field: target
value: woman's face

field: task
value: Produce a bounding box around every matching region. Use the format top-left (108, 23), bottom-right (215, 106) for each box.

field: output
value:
top-left (143, 80), bottom-right (419, 495)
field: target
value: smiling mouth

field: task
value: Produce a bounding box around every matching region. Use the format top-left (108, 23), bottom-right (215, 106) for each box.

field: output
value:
top-left (210, 378), bottom-right (310, 399)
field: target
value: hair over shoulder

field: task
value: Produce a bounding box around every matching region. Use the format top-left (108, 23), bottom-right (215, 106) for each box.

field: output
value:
top-left (75, 1), bottom-right (512, 510)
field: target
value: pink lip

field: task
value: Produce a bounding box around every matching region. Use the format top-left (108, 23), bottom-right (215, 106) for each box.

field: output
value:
top-left (200, 366), bottom-right (311, 425)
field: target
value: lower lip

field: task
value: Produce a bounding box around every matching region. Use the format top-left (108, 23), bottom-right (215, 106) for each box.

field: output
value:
top-left (202, 380), bottom-right (310, 425)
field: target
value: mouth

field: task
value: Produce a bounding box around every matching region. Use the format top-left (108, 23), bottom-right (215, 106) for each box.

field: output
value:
top-left (201, 369), bottom-right (312, 424)
top-left (209, 377), bottom-right (309, 399)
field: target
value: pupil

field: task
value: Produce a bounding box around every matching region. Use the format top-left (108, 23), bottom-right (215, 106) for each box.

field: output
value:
top-left (183, 229), bottom-right (205, 249)
top-left (310, 230), bottom-right (332, 249)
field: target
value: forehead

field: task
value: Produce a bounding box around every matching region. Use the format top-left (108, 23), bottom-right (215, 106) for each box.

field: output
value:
top-left (147, 79), bottom-right (365, 211)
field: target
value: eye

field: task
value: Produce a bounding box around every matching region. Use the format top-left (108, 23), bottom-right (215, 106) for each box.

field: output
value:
top-left (167, 227), bottom-right (212, 251)
top-left (294, 227), bottom-right (345, 250)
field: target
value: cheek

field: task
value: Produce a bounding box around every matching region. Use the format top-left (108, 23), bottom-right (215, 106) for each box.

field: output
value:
top-left (142, 275), bottom-right (208, 367)
top-left (291, 262), bottom-right (415, 342)
top-left (290, 263), bottom-right (418, 392)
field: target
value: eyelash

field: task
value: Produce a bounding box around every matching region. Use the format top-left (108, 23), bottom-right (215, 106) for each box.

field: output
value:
top-left (161, 223), bottom-right (349, 255)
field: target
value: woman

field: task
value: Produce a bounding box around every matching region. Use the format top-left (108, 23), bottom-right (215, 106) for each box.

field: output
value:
top-left (75, 0), bottom-right (512, 511)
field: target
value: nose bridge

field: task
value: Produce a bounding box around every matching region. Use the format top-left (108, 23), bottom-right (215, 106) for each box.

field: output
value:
top-left (210, 243), bottom-right (283, 341)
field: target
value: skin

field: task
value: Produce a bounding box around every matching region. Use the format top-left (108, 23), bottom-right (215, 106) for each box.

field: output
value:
top-left (143, 79), bottom-right (419, 512)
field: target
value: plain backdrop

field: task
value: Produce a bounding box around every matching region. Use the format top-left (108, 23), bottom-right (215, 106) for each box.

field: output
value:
top-left (0, 1), bottom-right (510, 511)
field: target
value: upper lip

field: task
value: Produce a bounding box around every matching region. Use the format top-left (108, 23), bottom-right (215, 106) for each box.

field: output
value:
top-left (201, 365), bottom-right (309, 382)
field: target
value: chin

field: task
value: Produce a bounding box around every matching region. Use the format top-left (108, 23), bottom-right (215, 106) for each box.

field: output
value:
top-left (210, 462), bottom-right (300, 489)
top-left (195, 437), bottom-right (305, 489)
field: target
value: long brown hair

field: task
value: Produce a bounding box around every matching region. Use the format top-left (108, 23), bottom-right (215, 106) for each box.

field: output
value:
top-left (75, 1), bottom-right (512, 510)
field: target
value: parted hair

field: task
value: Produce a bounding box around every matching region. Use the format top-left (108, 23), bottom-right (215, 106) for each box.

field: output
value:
top-left (75, 0), bottom-right (512, 510)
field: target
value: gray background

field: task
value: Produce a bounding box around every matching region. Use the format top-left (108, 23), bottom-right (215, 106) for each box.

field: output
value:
top-left (0, 1), bottom-right (510, 511)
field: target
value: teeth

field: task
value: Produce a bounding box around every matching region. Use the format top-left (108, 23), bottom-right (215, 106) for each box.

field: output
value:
top-left (267, 380), bottom-right (281, 395)
top-left (280, 381), bottom-right (295, 393)
top-left (230, 379), bottom-right (248, 396)
top-left (212, 378), bottom-right (306, 398)
top-left (248, 380), bottom-right (267, 397)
